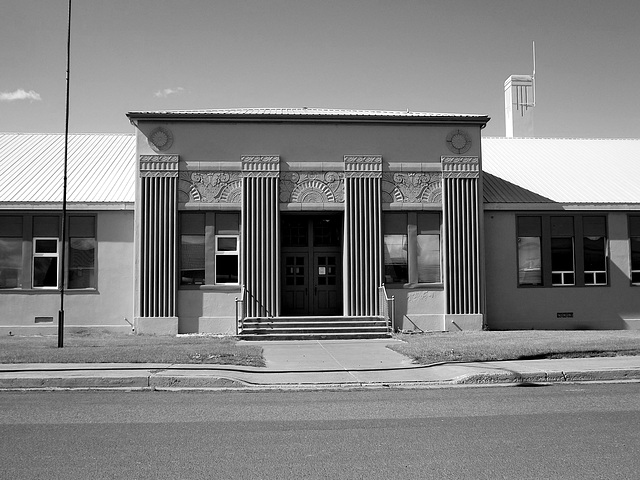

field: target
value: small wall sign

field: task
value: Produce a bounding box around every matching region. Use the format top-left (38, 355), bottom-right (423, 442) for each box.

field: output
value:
top-left (557, 312), bottom-right (574, 318)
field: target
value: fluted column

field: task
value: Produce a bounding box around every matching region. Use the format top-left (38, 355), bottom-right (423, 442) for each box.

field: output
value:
top-left (442, 156), bottom-right (481, 315)
top-left (241, 156), bottom-right (280, 317)
top-left (344, 155), bottom-right (382, 316)
top-left (136, 155), bottom-right (179, 331)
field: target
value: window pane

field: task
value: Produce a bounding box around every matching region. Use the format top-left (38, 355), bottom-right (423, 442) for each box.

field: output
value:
top-left (282, 217), bottom-right (308, 247)
top-left (68, 238), bottom-right (95, 289)
top-left (583, 216), bottom-right (606, 237)
top-left (417, 234), bottom-right (440, 283)
top-left (0, 238), bottom-right (22, 288)
top-left (631, 237), bottom-right (640, 284)
top-left (69, 216), bottom-right (95, 237)
top-left (518, 216), bottom-right (541, 237)
top-left (33, 257), bottom-right (57, 288)
top-left (384, 234), bottom-right (408, 283)
top-left (181, 213), bottom-right (205, 235)
top-left (0, 216), bottom-right (22, 236)
top-left (629, 216), bottom-right (640, 237)
top-left (216, 255), bottom-right (238, 284)
top-left (35, 238), bottom-right (58, 254)
top-left (180, 234), bottom-right (205, 285)
top-left (384, 213), bottom-right (407, 235)
top-left (33, 216), bottom-right (59, 237)
top-left (313, 216), bottom-right (341, 247)
top-left (217, 237), bottom-right (237, 252)
top-left (215, 213), bottom-right (240, 235)
top-left (551, 237), bottom-right (574, 271)
top-left (584, 236), bottom-right (606, 271)
top-left (417, 213), bottom-right (440, 235)
top-left (551, 217), bottom-right (574, 236)
top-left (518, 236), bottom-right (542, 285)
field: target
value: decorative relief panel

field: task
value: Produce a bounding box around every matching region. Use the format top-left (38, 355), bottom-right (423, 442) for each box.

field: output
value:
top-left (241, 155), bottom-right (280, 177)
top-left (280, 172), bottom-right (344, 204)
top-left (178, 171), bottom-right (242, 204)
top-left (139, 155), bottom-right (179, 178)
top-left (441, 156), bottom-right (479, 179)
top-left (344, 155), bottom-right (382, 178)
top-left (381, 172), bottom-right (442, 204)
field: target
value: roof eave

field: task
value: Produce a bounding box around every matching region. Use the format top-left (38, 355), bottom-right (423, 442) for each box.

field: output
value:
top-left (126, 111), bottom-right (490, 126)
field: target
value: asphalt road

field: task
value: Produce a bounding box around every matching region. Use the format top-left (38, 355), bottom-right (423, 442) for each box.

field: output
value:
top-left (1, 384), bottom-right (639, 479)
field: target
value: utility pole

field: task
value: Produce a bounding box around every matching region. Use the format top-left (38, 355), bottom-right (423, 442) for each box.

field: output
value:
top-left (59, 0), bottom-right (71, 348)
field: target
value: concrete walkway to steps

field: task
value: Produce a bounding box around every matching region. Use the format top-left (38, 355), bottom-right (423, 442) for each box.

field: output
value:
top-left (1, 339), bottom-right (640, 390)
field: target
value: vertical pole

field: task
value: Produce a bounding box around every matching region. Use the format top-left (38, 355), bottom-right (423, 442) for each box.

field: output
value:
top-left (58, 0), bottom-right (71, 348)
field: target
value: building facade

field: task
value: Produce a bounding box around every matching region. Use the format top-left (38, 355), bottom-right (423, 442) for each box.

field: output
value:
top-left (126, 109), bottom-right (490, 335)
top-left (1, 112), bottom-right (639, 336)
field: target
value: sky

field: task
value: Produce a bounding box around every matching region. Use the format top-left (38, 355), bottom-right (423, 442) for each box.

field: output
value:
top-left (1, 0), bottom-right (639, 138)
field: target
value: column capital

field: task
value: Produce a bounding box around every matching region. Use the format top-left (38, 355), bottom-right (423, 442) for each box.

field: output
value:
top-left (441, 156), bottom-right (479, 179)
top-left (344, 155), bottom-right (382, 178)
top-left (140, 155), bottom-right (179, 178)
top-left (241, 155), bottom-right (280, 178)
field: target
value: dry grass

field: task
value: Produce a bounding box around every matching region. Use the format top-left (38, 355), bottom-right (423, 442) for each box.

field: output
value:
top-left (389, 330), bottom-right (640, 365)
top-left (0, 330), bottom-right (264, 367)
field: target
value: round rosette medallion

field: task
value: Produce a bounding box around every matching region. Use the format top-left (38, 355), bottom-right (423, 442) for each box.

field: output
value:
top-left (148, 127), bottom-right (174, 152)
top-left (446, 129), bottom-right (471, 154)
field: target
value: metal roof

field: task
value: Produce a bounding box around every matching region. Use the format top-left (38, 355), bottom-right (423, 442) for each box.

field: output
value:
top-left (127, 107), bottom-right (490, 124)
top-left (0, 133), bottom-right (135, 206)
top-left (482, 137), bottom-right (640, 205)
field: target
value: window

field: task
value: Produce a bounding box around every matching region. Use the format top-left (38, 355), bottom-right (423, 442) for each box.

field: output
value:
top-left (383, 214), bottom-right (408, 284)
top-left (179, 212), bottom-right (240, 286)
top-left (516, 214), bottom-right (609, 288)
top-left (630, 216), bottom-right (640, 285)
top-left (417, 213), bottom-right (441, 283)
top-left (517, 216), bottom-right (542, 286)
top-left (583, 216), bottom-right (607, 285)
top-left (214, 214), bottom-right (239, 284)
top-left (0, 216), bottom-right (23, 288)
top-left (32, 216), bottom-right (60, 289)
top-left (551, 216), bottom-right (575, 285)
top-left (0, 214), bottom-right (97, 291)
top-left (67, 216), bottom-right (96, 289)
top-left (383, 212), bottom-right (441, 285)
top-left (180, 213), bottom-right (205, 285)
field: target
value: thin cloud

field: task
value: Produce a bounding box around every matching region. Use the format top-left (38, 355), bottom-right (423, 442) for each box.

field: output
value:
top-left (0, 89), bottom-right (42, 102)
top-left (154, 87), bottom-right (185, 98)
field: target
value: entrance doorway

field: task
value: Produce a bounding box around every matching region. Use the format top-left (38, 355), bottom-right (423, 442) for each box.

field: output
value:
top-left (281, 214), bottom-right (343, 316)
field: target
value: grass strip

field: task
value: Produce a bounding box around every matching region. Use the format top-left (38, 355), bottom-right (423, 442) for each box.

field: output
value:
top-left (389, 330), bottom-right (640, 364)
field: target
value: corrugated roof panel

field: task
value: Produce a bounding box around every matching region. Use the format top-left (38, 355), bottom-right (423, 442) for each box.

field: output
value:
top-left (483, 172), bottom-right (555, 203)
top-left (0, 133), bottom-right (135, 204)
top-left (482, 137), bottom-right (640, 204)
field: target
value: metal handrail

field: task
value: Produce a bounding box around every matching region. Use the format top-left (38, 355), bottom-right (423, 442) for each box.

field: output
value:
top-left (235, 284), bottom-right (246, 335)
top-left (378, 284), bottom-right (396, 333)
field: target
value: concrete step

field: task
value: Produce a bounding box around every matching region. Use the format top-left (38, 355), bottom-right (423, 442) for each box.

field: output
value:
top-left (239, 331), bottom-right (391, 341)
top-left (238, 315), bottom-right (391, 341)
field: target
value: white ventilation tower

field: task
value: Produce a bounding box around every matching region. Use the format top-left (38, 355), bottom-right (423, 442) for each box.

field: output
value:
top-left (505, 42), bottom-right (536, 138)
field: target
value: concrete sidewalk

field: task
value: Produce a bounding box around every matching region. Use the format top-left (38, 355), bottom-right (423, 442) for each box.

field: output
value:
top-left (1, 339), bottom-right (640, 390)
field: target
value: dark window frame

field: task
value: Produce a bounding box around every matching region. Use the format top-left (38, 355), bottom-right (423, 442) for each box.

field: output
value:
top-left (516, 214), bottom-right (609, 288)
top-left (179, 211), bottom-right (240, 289)
top-left (383, 211), bottom-right (442, 287)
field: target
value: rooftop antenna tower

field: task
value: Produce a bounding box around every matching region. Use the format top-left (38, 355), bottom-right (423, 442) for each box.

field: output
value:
top-left (504, 41), bottom-right (536, 137)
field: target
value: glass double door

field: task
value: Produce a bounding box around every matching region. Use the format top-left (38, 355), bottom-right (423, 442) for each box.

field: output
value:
top-left (281, 214), bottom-right (342, 316)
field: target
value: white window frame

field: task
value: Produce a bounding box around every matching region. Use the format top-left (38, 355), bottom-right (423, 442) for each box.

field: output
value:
top-left (32, 237), bottom-right (59, 289)
top-left (214, 235), bottom-right (239, 285)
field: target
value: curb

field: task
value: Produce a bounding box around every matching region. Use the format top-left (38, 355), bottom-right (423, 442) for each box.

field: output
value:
top-left (455, 369), bottom-right (640, 385)
top-left (1, 368), bottom-right (640, 391)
